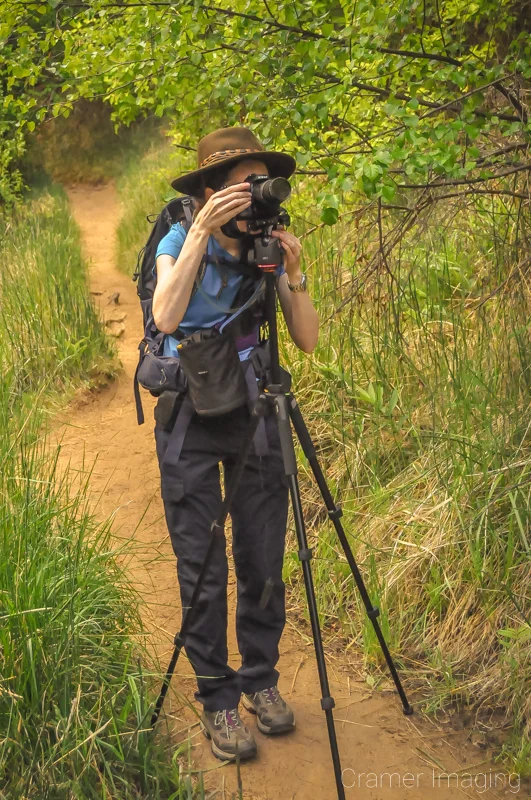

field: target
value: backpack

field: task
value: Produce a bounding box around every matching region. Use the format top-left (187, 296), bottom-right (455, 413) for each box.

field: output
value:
top-left (132, 196), bottom-right (266, 425)
top-left (133, 196), bottom-right (203, 330)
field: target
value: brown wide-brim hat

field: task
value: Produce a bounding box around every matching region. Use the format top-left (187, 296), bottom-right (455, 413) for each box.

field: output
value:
top-left (171, 126), bottom-right (296, 195)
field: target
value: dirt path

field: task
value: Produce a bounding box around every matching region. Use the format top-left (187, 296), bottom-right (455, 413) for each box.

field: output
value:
top-left (52, 184), bottom-right (515, 800)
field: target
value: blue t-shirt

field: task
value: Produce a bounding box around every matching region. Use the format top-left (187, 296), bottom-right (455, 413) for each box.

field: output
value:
top-left (155, 223), bottom-right (284, 359)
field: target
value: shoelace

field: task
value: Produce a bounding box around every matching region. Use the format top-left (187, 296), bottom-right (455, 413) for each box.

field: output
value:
top-left (261, 686), bottom-right (280, 706)
top-left (214, 708), bottom-right (242, 733)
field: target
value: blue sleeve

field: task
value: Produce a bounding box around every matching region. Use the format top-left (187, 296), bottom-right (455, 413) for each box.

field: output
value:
top-left (155, 223), bottom-right (187, 261)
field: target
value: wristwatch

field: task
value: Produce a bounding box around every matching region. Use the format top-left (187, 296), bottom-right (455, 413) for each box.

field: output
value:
top-left (287, 272), bottom-right (308, 293)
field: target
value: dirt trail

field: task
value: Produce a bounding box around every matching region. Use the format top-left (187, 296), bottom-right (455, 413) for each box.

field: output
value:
top-left (52, 184), bottom-right (513, 800)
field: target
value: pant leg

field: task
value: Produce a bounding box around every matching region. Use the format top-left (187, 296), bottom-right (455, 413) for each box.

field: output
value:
top-left (224, 410), bottom-right (289, 695)
top-left (154, 416), bottom-right (242, 712)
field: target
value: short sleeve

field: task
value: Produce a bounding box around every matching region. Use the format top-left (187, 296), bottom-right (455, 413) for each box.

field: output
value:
top-left (155, 223), bottom-right (187, 261)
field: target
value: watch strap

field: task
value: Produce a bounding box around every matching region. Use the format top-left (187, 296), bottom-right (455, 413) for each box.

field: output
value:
top-left (287, 273), bottom-right (307, 293)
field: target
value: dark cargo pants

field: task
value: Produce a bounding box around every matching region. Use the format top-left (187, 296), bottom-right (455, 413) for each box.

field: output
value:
top-left (154, 398), bottom-right (289, 712)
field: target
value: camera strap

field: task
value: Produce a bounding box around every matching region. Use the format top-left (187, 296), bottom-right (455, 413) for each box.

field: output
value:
top-left (193, 239), bottom-right (263, 314)
top-left (192, 272), bottom-right (265, 326)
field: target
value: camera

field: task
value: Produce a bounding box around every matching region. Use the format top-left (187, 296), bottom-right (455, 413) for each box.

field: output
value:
top-left (220, 173), bottom-right (292, 270)
top-left (240, 173), bottom-right (291, 220)
top-left (221, 173), bottom-right (291, 240)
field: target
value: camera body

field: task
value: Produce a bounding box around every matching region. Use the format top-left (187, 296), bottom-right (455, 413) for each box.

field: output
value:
top-left (221, 173), bottom-right (291, 270)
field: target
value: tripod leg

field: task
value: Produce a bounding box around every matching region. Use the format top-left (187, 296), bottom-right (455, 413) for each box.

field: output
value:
top-left (287, 394), bottom-right (413, 716)
top-left (151, 402), bottom-right (266, 728)
top-left (274, 394), bottom-right (346, 800)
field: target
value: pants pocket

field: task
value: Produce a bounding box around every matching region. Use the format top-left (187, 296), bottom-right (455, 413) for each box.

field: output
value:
top-left (161, 475), bottom-right (185, 504)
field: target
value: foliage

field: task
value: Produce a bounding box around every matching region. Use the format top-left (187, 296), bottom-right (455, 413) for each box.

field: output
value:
top-left (2, 0), bottom-right (531, 776)
top-left (280, 182), bottom-right (531, 773)
top-left (1, 0), bottom-right (530, 216)
top-left (115, 138), bottom-right (177, 272)
top-left (23, 101), bottom-right (167, 185)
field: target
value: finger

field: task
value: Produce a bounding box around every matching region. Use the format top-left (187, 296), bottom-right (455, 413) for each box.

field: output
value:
top-left (277, 235), bottom-right (300, 256)
top-left (216, 199), bottom-right (252, 223)
top-left (281, 232), bottom-right (299, 245)
top-left (213, 198), bottom-right (251, 213)
top-left (216, 182), bottom-right (250, 195)
top-left (220, 195), bottom-right (252, 206)
top-left (273, 230), bottom-right (298, 245)
top-left (214, 198), bottom-right (252, 214)
top-left (284, 236), bottom-right (302, 255)
top-left (214, 191), bottom-right (251, 204)
top-left (279, 240), bottom-right (294, 257)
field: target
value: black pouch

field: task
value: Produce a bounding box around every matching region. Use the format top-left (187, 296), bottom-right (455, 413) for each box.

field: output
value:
top-left (177, 327), bottom-right (248, 416)
top-left (154, 390), bottom-right (184, 431)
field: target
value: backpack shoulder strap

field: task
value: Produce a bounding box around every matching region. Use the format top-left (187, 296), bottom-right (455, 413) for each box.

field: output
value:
top-left (180, 196), bottom-right (194, 230)
top-left (176, 197), bottom-right (208, 298)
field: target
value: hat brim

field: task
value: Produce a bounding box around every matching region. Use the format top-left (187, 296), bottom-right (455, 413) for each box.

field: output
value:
top-left (171, 151), bottom-right (296, 195)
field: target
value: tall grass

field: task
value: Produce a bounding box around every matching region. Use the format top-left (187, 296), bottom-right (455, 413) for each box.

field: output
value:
top-left (283, 188), bottom-right (531, 774)
top-left (1, 186), bottom-right (114, 400)
top-left (0, 186), bottom-right (191, 797)
top-left (115, 138), bottom-right (183, 274)
top-left (116, 143), bottom-right (531, 774)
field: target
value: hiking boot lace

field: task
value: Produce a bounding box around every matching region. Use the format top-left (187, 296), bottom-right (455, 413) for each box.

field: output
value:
top-left (214, 708), bottom-right (242, 734)
top-left (262, 686), bottom-right (280, 705)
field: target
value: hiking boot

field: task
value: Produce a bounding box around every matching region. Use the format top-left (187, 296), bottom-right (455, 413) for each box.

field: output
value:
top-left (242, 685), bottom-right (295, 735)
top-left (200, 708), bottom-right (257, 761)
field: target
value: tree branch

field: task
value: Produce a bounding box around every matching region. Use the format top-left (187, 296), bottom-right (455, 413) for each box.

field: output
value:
top-left (495, 83), bottom-right (529, 124)
top-left (53, 1), bottom-right (478, 69)
top-left (397, 162), bottom-right (531, 189)
top-left (316, 71), bottom-right (523, 123)
top-left (377, 46), bottom-right (461, 66)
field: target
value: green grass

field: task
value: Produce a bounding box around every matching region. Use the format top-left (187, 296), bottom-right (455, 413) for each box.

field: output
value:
top-left (0, 185), bottom-right (196, 798)
top-left (1, 186), bottom-right (115, 399)
top-left (116, 141), bottom-right (531, 774)
top-left (115, 138), bottom-right (186, 275)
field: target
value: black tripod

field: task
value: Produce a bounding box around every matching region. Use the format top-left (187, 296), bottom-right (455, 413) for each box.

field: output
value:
top-left (151, 236), bottom-right (413, 800)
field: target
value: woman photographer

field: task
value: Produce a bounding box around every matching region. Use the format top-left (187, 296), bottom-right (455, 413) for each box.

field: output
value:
top-left (152, 127), bottom-right (319, 761)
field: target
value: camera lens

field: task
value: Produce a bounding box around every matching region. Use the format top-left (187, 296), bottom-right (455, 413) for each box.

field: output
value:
top-left (254, 177), bottom-right (291, 205)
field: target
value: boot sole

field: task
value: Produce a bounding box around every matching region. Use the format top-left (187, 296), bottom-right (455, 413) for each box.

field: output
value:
top-left (200, 721), bottom-right (257, 762)
top-left (241, 698), bottom-right (296, 735)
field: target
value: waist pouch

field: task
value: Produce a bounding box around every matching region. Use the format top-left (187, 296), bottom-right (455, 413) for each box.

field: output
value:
top-left (136, 337), bottom-right (187, 397)
top-left (177, 327), bottom-right (249, 416)
top-left (135, 277), bottom-right (266, 424)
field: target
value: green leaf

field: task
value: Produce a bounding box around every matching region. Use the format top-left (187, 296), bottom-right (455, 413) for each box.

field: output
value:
top-left (296, 151), bottom-right (312, 167)
top-left (380, 183), bottom-right (396, 202)
top-left (363, 162), bottom-right (383, 181)
top-left (321, 207), bottom-right (339, 225)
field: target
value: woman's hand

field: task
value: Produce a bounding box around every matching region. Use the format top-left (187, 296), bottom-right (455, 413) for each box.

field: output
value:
top-left (271, 228), bottom-right (303, 281)
top-left (193, 182), bottom-right (251, 235)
